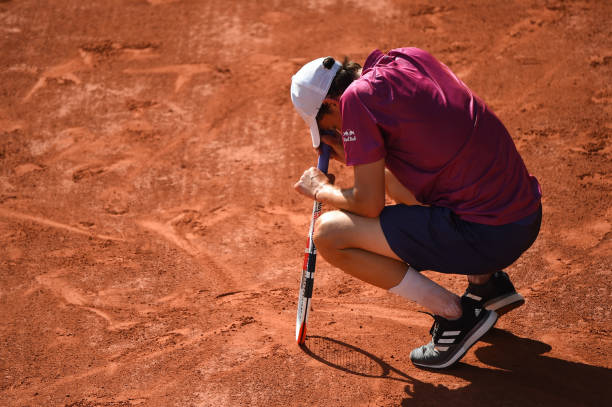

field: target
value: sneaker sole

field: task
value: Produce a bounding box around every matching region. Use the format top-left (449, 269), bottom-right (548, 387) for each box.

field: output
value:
top-left (484, 293), bottom-right (525, 316)
top-left (412, 310), bottom-right (499, 369)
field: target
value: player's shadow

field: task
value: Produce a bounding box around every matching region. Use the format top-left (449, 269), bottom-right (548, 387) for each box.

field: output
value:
top-left (302, 330), bottom-right (612, 407)
top-left (414, 328), bottom-right (612, 407)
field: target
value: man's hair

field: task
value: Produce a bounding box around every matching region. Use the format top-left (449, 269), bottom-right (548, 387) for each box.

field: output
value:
top-left (316, 56), bottom-right (362, 122)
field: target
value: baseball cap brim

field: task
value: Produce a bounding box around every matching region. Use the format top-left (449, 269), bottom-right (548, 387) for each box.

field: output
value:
top-left (307, 117), bottom-right (321, 148)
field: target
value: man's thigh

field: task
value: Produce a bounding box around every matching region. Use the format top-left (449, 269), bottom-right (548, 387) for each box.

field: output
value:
top-left (315, 209), bottom-right (402, 261)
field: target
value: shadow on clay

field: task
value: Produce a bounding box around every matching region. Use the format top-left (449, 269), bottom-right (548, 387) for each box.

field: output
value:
top-left (427, 328), bottom-right (612, 407)
top-left (302, 329), bottom-right (612, 406)
top-left (302, 335), bottom-right (413, 383)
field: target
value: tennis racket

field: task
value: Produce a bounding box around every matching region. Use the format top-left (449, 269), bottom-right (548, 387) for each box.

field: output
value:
top-left (296, 142), bottom-right (331, 345)
top-left (302, 335), bottom-right (413, 383)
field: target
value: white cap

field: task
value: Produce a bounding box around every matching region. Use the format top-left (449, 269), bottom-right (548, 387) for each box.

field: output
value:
top-left (291, 57), bottom-right (342, 147)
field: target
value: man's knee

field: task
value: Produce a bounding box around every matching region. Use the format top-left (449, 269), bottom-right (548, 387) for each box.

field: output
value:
top-left (313, 210), bottom-right (348, 253)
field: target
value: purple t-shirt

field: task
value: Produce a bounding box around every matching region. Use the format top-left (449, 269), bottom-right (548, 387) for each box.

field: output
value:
top-left (340, 48), bottom-right (541, 225)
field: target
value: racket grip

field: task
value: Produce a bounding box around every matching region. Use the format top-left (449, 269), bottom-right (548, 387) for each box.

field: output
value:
top-left (317, 143), bottom-right (331, 174)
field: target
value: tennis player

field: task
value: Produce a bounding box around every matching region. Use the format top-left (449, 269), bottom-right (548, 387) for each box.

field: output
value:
top-left (291, 48), bottom-right (542, 369)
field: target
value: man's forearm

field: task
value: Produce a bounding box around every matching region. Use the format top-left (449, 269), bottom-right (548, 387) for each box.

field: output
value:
top-left (316, 183), bottom-right (384, 218)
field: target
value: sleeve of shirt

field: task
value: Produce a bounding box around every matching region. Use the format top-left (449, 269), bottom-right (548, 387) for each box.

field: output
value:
top-left (340, 83), bottom-right (386, 166)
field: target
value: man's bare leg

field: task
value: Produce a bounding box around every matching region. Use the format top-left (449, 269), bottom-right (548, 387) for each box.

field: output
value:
top-left (313, 210), bottom-right (462, 319)
top-left (467, 273), bottom-right (494, 285)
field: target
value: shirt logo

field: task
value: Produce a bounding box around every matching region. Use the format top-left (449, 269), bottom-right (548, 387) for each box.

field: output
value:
top-left (343, 130), bottom-right (356, 142)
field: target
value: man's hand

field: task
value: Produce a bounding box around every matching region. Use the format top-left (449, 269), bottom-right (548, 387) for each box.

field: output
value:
top-left (294, 159), bottom-right (385, 218)
top-left (294, 167), bottom-right (335, 200)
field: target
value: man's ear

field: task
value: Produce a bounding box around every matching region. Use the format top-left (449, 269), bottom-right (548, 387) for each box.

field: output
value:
top-left (322, 98), bottom-right (340, 110)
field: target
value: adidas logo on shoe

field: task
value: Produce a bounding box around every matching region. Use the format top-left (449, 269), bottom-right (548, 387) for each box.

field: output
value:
top-left (410, 297), bottom-right (497, 369)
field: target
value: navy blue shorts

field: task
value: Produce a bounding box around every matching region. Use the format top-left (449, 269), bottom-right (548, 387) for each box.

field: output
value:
top-left (379, 204), bottom-right (542, 275)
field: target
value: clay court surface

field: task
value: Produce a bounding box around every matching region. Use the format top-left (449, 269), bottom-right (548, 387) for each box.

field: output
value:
top-left (1, 0), bottom-right (611, 405)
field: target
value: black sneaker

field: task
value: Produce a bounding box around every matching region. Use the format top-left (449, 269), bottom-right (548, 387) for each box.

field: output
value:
top-left (410, 297), bottom-right (498, 369)
top-left (463, 271), bottom-right (525, 316)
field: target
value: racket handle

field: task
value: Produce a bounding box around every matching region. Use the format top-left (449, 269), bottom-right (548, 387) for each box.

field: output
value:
top-left (317, 143), bottom-right (331, 174)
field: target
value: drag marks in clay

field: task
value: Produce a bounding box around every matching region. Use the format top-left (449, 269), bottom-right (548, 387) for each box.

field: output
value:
top-left (146, 0), bottom-right (180, 5)
top-left (316, 301), bottom-right (433, 330)
top-left (32, 272), bottom-right (139, 332)
top-left (409, 4), bottom-right (454, 33)
top-left (138, 206), bottom-right (235, 257)
top-left (71, 163), bottom-right (107, 183)
top-left (591, 89), bottom-right (612, 106)
top-left (20, 319), bottom-right (244, 404)
top-left (13, 163), bottom-right (43, 177)
top-left (123, 64), bottom-right (213, 93)
top-left (21, 52), bottom-right (92, 102)
top-left (139, 219), bottom-right (200, 257)
top-left (560, 219), bottom-right (611, 251)
top-left (491, 7), bottom-right (561, 56)
top-left (138, 207), bottom-right (239, 291)
top-left (21, 42), bottom-right (161, 102)
top-left (0, 208), bottom-right (127, 242)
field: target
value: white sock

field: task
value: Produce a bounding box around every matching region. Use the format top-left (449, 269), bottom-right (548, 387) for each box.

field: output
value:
top-left (389, 266), bottom-right (462, 319)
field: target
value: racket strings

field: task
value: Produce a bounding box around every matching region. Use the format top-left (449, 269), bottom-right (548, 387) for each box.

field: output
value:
top-left (306, 336), bottom-right (385, 377)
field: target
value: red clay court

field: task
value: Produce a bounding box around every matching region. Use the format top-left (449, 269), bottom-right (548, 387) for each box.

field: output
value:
top-left (1, 0), bottom-right (610, 405)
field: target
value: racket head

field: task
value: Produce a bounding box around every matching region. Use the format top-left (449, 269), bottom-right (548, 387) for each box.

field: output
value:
top-left (301, 335), bottom-right (413, 382)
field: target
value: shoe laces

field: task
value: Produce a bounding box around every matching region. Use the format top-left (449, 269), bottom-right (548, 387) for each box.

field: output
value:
top-left (418, 310), bottom-right (445, 340)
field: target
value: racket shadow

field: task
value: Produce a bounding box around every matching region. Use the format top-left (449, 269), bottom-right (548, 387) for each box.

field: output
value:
top-left (301, 335), bottom-right (413, 383)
